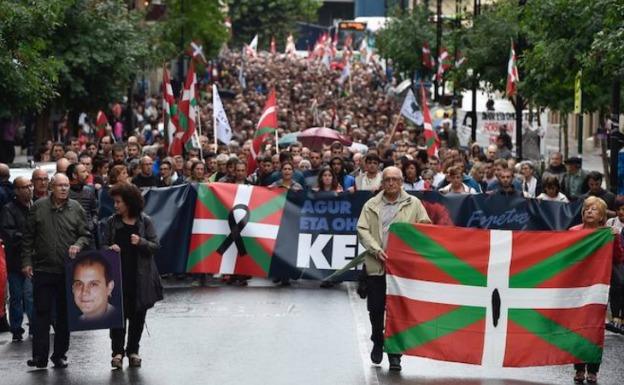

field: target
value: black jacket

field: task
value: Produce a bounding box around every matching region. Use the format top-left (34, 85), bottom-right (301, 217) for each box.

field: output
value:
top-left (103, 213), bottom-right (163, 312)
top-left (0, 200), bottom-right (30, 273)
top-left (69, 183), bottom-right (98, 232)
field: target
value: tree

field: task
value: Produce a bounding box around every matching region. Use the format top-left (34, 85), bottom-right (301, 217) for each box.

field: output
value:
top-left (157, 0), bottom-right (229, 60)
top-left (375, 5), bottom-right (436, 79)
top-left (51, 0), bottom-right (155, 116)
top-left (227, 0), bottom-right (321, 48)
top-left (0, 1), bottom-right (66, 117)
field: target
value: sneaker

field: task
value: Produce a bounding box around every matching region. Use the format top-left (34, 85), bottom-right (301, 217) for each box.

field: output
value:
top-left (388, 354), bottom-right (402, 371)
top-left (606, 321), bottom-right (621, 333)
top-left (50, 357), bottom-right (68, 369)
top-left (370, 343), bottom-right (383, 364)
top-left (12, 332), bottom-right (23, 342)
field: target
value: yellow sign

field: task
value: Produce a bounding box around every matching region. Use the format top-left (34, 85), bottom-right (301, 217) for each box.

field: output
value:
top-left (338, 21), bottom-right (367, 31)
top-left (574, 71), bottom-right (582, 114)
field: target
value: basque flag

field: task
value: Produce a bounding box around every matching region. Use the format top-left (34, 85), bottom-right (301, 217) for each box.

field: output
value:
top-left (385, 224), bottom-right (613, 367)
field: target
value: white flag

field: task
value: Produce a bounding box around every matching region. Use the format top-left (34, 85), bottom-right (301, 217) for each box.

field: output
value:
top-left (400, 89), bottom-right (424, 126)
top-left (248, 34), bottom-right (258, 55)
top-left (213, 84), bottom-right (232, 144)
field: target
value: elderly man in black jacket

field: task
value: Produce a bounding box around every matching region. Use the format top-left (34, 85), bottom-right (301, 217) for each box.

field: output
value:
top-left (22, 173), bottom-right (91, 369)
top-left (0, 176), bottom-right (33, 342)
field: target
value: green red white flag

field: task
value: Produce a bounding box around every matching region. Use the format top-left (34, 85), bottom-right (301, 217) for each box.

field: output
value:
top-left (248, 89), bottom-right (277, 173)
top-left (187, 183), bottom-right (287, 277)
top-left (162, 66), bottom-right (178, 151)
top-left (506, 41), bottom-right (519, 97)
top-left (420, 84), bottom-right (439, 157)
top-left (385, 223), bottom-right (613, 367)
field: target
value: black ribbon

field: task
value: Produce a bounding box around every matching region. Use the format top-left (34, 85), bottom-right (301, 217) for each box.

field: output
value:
top-left (492, 288), bottom-right (501, 327)
top-left (216, 204), bottom-right (250, 256)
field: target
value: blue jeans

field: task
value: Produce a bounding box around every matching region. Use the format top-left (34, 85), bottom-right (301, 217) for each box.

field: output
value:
top-left (8, 272), bottom-right (33, 335)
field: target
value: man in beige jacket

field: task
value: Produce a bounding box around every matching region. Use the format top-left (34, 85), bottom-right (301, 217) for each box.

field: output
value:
top-left (357, 166), bottom-right (431, 371)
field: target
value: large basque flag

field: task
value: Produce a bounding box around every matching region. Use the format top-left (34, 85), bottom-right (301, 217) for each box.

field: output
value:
top-left (384, 223), bottom-right (613, 367)
top-left (187, 183), bottom-right (287, 277)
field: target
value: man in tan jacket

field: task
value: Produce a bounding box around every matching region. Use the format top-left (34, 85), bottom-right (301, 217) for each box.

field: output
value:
top-left (357, 166), bottom-right (431, 371)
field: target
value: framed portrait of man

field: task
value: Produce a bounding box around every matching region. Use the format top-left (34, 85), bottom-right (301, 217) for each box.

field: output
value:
top-left (65, 250), bottom-right (123, 331)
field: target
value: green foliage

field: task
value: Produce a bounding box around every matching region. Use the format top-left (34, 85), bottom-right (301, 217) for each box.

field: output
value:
top-left (227, 0), bottom-right (321, 48)
top-left (0, 0), bottom-right (67, 117)
top-left (51, 0), bottom-right (154, 112)
top-left (460, 0), bottom-right (519, 93)
top-left (520, 0), bottom-right (608, 113)
top-left (375, 5), bottom-right (436, 78)
top-left (158, 0), bottom-right (228, 60)
top-left (591, 0), bottom-right (624, 77)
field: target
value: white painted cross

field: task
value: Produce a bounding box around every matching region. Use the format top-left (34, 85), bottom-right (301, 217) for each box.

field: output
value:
top-left (191, 185), bottom-right (280, 274)
top-left (386, 230), bottom-right (610, 367)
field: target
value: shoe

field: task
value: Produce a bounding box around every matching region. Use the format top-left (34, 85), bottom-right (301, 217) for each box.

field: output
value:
top-left (586, 373), bottom-right (597, 384)
top-left (111, 354), bottom-right (123, 369)
top-left (12, 332), bottom-right (23, 342)
top-left (370, 343), bottom-right (383, 364)
top-left (51, 357), bottom-right (68, 369)
top-left (388, 355), bottom-right (402, 371)
top-left (27, 359), bottom-right (48, 369)
top-left (605, 321), bottom-right (621, 333)
top-left (574, 370), bottom-right (586, 384)
top-left (320, 280), bottom-right (335, 288)
top-left (128, 354), bottom-right (142, 368)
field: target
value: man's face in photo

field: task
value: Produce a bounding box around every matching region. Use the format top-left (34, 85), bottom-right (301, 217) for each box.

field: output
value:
top-left (72, 262), bottom-right (114, 319)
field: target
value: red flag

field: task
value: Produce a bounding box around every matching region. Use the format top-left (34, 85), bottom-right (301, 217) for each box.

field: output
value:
top-left (422, 41), bottom-right (435, 69)
top-left (420, 84), bottom-right (439, 157)
top-left (506, 41), bottom-right (519, 97)
top-left (436, 47), bottom-right (451, 82)
top-left (170, 61), bottom-right (197, 156)
top-left (95, 110), bottom-right (109, 139)
top-left (248, 89), bottom-right (277, 174)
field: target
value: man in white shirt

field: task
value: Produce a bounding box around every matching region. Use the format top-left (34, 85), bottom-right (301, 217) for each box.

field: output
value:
top-left (355, 154), bottom-right (382, 191)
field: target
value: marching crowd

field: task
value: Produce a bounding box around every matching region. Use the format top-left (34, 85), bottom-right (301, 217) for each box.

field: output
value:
top-left (0, 52), bottom-right (623, 378)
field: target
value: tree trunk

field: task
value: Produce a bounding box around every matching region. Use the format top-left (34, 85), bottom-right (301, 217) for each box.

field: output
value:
top-left (562, 112), bottom-right (569, 159)
top-left (34, 107), bottom-right (52, 150)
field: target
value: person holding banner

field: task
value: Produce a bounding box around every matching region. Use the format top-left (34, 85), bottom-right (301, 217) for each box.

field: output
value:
top-left (312, 167), bottom-right (343, 193)
top-left (570, 196), bottom-right (623, 384)
top-left (356, 166), bottom-right (431, 371)
top-left (104, 183), bottom-right (162, 369)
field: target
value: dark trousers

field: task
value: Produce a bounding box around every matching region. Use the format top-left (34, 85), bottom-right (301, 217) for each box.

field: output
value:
top-left (574, 363), bottom-right (600, 374)
top-left (610, 263), bottom-right (624, 318)
top-left (110, 309), bottom-right (147, 356)
top-left (8, 272), bottom-right (33, 335)
top-left (366, 274), bottom-right (400, 358)
top-left (32, 271), bottom-right (69, 362)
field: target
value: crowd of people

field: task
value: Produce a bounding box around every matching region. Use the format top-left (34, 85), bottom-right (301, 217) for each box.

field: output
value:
top-left (0, 51), bottom-right (623, 377)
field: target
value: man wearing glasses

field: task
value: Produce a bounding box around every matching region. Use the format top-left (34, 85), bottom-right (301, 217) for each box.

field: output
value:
top-left (21, 173), bottom-right (91, 369)
top-left (357, 166), bottom-right (431, 371)
top-left (0, 177), bottom-right (34, 342)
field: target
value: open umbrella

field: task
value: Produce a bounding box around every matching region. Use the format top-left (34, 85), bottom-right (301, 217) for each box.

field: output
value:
top-left (277, 132), bottom-right (299, 147)
top-left (297, 127), bottom-right (352, 150)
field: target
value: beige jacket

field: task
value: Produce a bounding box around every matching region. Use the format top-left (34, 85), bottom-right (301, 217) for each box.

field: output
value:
top-left (356, 190), bottom-right (431, 276)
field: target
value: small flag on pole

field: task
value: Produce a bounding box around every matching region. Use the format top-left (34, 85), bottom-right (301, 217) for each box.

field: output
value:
top-left (506, 41), bottom-right (519, 97)
top-left (400, 89), bottom-right (424, 126)
top-left (213, 84), bottom-right (232, 144)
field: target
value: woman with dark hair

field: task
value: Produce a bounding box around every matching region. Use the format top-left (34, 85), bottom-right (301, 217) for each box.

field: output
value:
top-left (537, 176), bottom-right (569, 202)
top-left (313, 167), bottom-right (342, 193)
top-left (104, 183), bottom-right (162, 369)
top-left (92, 156), bottom-right (109, 188)
top-left (269, 162), bottom-right (303, 191)
top-left (570, 196), bottom-right (622, 384)
top-left (402, 160), bottom-right (420, 191)
top-left (329, 157), bottom-right (355, 192)
top-left (188, 159), bottom-right (207, 183)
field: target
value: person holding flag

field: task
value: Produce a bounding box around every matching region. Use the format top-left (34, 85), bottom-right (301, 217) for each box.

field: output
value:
top-left (356, 166), bottom-right (431, 371)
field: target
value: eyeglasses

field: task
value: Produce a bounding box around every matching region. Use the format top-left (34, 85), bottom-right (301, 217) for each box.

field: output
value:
top-left (383, 177), bottom-right (402, 183)
top-left (33, 177), bottom-right (49, 182)
top-left (16, 185), bottom-right (33, 189)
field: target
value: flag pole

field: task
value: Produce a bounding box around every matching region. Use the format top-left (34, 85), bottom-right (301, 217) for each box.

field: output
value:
top-left (275, 129), bottom-right (279, 154)
top-left (196, 105), bottom-right (204, 161)
top-left (385, 114), bottom-right (402, 145)
top-left (213, 86), bottom-right (218, 152)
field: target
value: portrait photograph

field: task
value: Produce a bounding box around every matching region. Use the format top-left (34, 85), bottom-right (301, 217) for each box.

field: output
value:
top-left (65, 250), bottom-right (124, 332)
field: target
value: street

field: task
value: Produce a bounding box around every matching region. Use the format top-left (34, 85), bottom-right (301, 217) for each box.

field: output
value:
top-left (1, 279), bottom-right (623, 385)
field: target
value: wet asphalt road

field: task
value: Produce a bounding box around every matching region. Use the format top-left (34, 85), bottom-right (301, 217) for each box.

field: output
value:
top-left (1, 278), bottom-right (623, 385)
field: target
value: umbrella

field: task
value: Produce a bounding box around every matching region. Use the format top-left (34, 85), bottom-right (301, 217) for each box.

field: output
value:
top-left (278, 132), bottom-right (299, 147)
top-left (297, 127), bottom-right (352, 150)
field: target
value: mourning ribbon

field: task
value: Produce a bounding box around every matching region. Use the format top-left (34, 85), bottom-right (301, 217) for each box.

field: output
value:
top-left (492, 288), bottom-right (501, 327)
top-left (216, 204), bottom-right (250, 256)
